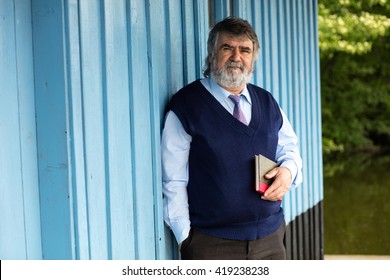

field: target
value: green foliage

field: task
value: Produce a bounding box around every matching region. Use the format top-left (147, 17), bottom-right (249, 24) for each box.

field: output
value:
top-left (319, 0), bottom-right (390, 58)
top-left (319, 0), bottom-right (390, 153)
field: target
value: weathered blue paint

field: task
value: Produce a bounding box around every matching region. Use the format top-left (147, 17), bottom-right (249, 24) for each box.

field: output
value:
top-left (32, 0), bottom-right (75, 259)
top-left (0, 0), bottom-right (42, 259)
top-left (0, 0), bottom-right (322, 259)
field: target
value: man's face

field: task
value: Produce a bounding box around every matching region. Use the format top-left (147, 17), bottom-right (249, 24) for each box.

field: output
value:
top-left (210, 32), bottom-right (255, 92)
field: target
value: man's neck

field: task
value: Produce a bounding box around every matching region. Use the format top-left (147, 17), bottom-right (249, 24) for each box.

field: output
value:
top-left (218, 83), bottom-right (245, 95)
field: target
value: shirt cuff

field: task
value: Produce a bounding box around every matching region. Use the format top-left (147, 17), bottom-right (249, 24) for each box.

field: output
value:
top-left (280, 160), bottom-right (298, 189)
top-left (171, 220), bottom-right (191, 245)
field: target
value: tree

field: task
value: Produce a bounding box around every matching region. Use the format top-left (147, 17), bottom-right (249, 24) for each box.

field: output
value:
top-left (319, 0), bottom-right (390, 153)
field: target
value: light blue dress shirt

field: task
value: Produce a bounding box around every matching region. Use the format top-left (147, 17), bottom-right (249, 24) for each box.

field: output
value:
top-left (161, 77), bottom-right (303, 244)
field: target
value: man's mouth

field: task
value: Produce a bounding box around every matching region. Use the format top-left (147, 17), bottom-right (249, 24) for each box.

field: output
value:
top-left (225, 62), bottom-right (244, 71)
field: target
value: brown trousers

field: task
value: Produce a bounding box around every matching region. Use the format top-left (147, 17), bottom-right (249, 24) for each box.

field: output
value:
top-left (180, 221), bottom-right (286, 260)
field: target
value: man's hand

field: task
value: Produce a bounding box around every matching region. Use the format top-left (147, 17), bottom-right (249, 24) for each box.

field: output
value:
top-left (261, 167), bottom-right (292, 201)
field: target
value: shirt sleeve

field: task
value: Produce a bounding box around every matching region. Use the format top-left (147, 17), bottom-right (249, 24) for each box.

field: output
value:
top-left (276, 109), bottom-right (303, 189)
top-left (161, 111), bottom-right (192, 244)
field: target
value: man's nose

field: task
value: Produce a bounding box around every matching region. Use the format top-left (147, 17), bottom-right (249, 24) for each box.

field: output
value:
top-left (230, 48), bottom-right (241, 61)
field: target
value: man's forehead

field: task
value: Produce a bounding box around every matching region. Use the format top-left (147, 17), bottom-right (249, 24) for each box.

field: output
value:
top-left (217, 33), bottom-right (253, 46)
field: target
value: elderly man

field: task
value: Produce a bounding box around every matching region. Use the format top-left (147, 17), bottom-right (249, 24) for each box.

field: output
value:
top-left (162, 17), bottom-right (302, 260)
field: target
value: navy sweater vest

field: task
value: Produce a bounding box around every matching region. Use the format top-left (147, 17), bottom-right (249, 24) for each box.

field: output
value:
top-left (168, 80), bottom-right (284, 240)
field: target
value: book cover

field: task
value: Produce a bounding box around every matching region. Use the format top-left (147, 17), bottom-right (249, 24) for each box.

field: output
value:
top-left (255, 154), bottom-right (278, 194)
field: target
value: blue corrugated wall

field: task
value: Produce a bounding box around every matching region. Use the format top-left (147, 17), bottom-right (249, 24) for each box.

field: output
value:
top-left (0, 0), bottom-right (42, 260)
top-left (0, 0), bottom-right (322, 259)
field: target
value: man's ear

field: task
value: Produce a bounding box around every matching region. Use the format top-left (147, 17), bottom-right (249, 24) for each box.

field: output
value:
top-left (208, 54), bottom-right (213, 64)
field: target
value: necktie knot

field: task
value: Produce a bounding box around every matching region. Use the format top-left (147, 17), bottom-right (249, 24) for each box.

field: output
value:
top-left (229, 95), bottom-right (247, 125)
top-left (229, 94), bottom-right (241, 105)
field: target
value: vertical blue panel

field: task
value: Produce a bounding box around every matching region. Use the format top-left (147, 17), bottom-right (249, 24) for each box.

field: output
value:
top-left (127, 0), bottom-right (156, 260)
top-left (269, 0), bottom-right (281, 101)
top-left (297, 0), bottom-right (310, 256)
top-left (78, 0), bottom-right (109, 259)
top-left (250, 0), bottom-right (262, 87)
top-left (145, 0), bottom-right (175, 259)
top-left (296, 0), bottom-right (309, 221)
top-left (280, 0), bottom-right (294, 117)
top-left (275, 0), bottom-right (288, 109)
top-left (182, 0), bottom-right (197, 83)
top-left (13, 0), bottom-right (42, 260)
top-left (258, 0), bottom-right (272, 90)
top-left (275, 0), bottom-right (292, 222)
top-left (233, 0), bottom-right (251, 20)
top-left (147, 3), bottom-right (171, 123)
top-left (193, 0), bottom-right (209, 78)
top-left (102, 0), bottom-right (135, 260)
top-left (0, 0), bottom-right (27, 259)
top-left (32, 0), bottom-right (74, 259)
top-left (0, 0), bottom-right (41, 260)
top-left (214, 0), bottom-right (232, 22)
top-left (312, 0), bottom-right (323, 204)
top-left (63, 0), bottom-right (90, 259)
top-left (166, 0), bottom-right (185, 95)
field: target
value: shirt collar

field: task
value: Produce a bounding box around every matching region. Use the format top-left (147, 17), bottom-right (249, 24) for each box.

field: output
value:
top-left (202, 77), bottom-right (252, 105)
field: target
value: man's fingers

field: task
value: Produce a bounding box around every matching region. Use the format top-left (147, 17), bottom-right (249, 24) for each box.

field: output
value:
top-left (265, 168), bottom-right (278, 179)
top-left (262, 167), bottom-right (292, 201)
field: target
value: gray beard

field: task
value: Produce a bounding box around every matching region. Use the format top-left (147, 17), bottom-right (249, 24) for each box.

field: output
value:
top-left (211, 61), bottom-right (253, 89)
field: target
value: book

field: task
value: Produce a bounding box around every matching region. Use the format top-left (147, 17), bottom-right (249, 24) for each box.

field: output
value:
top-left (255, 154), bottom-right (279, 194)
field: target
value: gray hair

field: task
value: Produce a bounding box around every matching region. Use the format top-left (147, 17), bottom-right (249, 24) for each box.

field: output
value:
top-left (203, 17), bottom-right (259, 77)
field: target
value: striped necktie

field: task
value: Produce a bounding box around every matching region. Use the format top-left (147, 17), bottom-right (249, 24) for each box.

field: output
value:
top-left (229, 94), bottom-right (247, 125)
